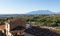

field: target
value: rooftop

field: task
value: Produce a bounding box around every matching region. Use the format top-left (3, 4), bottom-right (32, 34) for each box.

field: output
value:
top-left (0, 25), bottom-right (5, 30)
top-left (25, 26), bottom-right (60, 36)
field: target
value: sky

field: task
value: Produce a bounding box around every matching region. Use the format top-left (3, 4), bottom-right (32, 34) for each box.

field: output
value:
top-left (0, 0), bottom-right (60, 14)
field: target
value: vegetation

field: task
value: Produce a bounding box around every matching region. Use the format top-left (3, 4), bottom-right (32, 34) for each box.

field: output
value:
top-left (21, 14), bottom-right (60, 28)
top-left (0, 14), bottom-right (60, 28)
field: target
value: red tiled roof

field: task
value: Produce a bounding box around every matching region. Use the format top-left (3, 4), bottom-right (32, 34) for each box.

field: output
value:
top-left (0, 25), bottom-right (5, 30)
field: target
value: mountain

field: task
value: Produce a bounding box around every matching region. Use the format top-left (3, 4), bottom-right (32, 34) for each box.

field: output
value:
top-left (27, 10), bottom-right (56, 14)
top-left (0, 10), bottom-right (60, 18)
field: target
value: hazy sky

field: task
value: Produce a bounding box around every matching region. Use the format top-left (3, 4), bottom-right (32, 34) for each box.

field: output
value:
top-left (0, 0), bottom-right (60, 14)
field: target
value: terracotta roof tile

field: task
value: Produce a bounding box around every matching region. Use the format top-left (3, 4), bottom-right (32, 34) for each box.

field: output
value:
top-left (0, 25), bottom-right (5, 30)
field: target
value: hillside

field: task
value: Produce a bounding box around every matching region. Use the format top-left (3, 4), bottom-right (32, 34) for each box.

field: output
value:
top-left (27, 10), bottom-right (59, 14)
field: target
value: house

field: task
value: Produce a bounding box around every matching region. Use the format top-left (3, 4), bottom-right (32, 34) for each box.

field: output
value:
top-left (0, 25), bottom-right (6, 36)
top-left (26, 21), bottom-right (32, 29)
top-left (0, 25), bottom-right (5, 32)
top-left (0, 17), bottom-right (32, 36)
top-left (4, 17), bottom-right (26, 36)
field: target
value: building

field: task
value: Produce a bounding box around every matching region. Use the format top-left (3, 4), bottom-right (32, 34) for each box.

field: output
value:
top-left (4, 17), bottom-right (26, 36)
top-left (26, 21), bottom-right (32, 29)
top-left (0, 25), bottom-right (6, 36)
top-left (0, 17), bottom-right (32, 36)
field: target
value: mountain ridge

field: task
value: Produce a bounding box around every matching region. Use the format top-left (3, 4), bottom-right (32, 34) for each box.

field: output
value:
top-left (27, 10), bottom-right (60, 14)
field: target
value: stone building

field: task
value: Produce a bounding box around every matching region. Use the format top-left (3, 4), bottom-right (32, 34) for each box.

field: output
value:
top-left (4, 17), bottom-right (26, 36)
